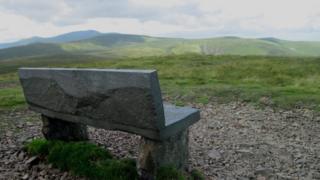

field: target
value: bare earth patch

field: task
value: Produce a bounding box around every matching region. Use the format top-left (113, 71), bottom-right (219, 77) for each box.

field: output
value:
top-left (1, 102), bottom-right (320, 179)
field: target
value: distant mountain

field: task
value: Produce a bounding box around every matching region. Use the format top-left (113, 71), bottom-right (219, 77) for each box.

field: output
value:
top-left (0, 30), bottom-right (101, 49)
top-left (79, 33), bottom-right (146, 47)
top-left (258, 37), bottom-right (282, 43)
top-left (1, 32), bottom-right (320, 61)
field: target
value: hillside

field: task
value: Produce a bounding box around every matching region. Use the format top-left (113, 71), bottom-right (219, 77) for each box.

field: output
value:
top-left (0, 30), bottom-right (101, 49)
top-left (0, 43), bottom-right (66, 61)
top-left (1, 32), bottom-right (320, 61)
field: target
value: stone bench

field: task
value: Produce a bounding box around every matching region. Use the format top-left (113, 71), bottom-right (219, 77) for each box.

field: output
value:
top-left (18, 68), bottom-right (200, 176)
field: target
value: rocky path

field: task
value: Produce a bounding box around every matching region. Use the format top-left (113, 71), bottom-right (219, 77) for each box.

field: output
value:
top-left (189, 103), bottom-right (320, 179)
top-left (1, 102), bottom-right (320, 179)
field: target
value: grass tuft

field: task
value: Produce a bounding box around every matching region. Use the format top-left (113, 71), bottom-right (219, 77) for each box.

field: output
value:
top-left (25, 139), bottom-right (204, 179)
top-left (25, 138), bottom-right (50, 156)
top-left (0, 87), bottom-right (25, 108)
top-left (156, 166), bottom-right (205, 180)
top-left (156, 165), bottom-right (186, 180)
top-left (190, 169), bottom-right (205, 180)
top-left (25, 139), bottom-right (137, 180)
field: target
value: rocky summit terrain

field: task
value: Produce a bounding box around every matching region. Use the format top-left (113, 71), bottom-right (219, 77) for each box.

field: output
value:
top-left (0, 101), bottom-right (320, 180)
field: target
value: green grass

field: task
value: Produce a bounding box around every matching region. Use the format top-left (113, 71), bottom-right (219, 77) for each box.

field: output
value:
top-left (0, 87), bottom-right (25, 108)
top-left (1, 54), bottom-right (320, 110)
top-left (71, 54), bottom-right (320, 109)
top-left (63, 34), bottom-right (320, 57)
top-left (25, 139), bottom-right (203, 180)
top-left (0, 54), bottom-right (106, 75)
top-left (156, 166), bottom-right (185, 180)
top-left (155, 166), bottom-right (204, 180)
top-left (26, 139), bottom-right (138, 180)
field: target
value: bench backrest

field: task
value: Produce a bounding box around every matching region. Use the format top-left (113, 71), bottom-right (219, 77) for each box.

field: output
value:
top-left (19, 68), bottom-right (166, 138)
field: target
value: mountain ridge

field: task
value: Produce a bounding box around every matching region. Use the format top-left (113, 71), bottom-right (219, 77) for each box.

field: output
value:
top-left (1, 31), bottom-right (320, 61)
top-left (0, 30), bottom-right (102, 49)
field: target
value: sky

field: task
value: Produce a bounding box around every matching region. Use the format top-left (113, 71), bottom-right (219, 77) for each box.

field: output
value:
top-left (0, 0), bottom-right (320, 42)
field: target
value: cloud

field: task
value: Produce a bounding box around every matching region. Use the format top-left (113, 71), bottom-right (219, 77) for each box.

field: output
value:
top-left (0, 11), bottom-right (183, 42)
top-left (0, 0), bottom-right (320, 42)
top-left (0, 0), bottom-right (69, 22)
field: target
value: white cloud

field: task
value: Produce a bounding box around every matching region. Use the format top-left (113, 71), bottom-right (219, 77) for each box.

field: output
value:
top-left (74, 17), bottom-right (184, 35)
top-left (0, 12), bottom-right (61, 42)
top-left (196, 0), bottom-right (320, 30)
top-left (0, 0), bottom-right (320, 42)
top-left (0, 11), bottom-right (184, 42)
top-left (129, 0), bottom-right (194, 8)
top-left (0, 0), bottom-right (69, 22)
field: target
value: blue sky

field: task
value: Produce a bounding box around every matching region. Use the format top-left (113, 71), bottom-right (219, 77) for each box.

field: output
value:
top-left (0, 0), bottom-right (320, 42)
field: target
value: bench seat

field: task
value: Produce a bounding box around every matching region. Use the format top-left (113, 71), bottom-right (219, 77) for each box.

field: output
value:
top-left (162, 104), bottom-right (199, 138)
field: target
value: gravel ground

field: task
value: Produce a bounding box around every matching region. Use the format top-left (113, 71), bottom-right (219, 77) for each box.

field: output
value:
top-left (1, 102), bottom-right (320, 180)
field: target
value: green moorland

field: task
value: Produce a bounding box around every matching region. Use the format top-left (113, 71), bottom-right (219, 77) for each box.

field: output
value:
top-left (62, 36), bottom-right (320, 57)
top-left (1, 54), bottom-right (320, 110)
top-left (2, 34), bottom-right (320, 62)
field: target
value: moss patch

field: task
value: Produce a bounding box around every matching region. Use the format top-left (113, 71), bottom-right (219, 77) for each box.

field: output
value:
top-left (155, 166), bottom-right (205, 180)
top-left (155, 166), bottom-right (186, 180)
top-left (26, 139), bottom-right (137, 180)
top-left (26, 139), bottom-right (204, 180)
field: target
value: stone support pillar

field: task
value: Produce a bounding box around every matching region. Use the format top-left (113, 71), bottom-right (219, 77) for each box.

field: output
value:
top-left (138, 129), bottom-right (189, 179)
top-left (41, 115), bottom-right (88, 141)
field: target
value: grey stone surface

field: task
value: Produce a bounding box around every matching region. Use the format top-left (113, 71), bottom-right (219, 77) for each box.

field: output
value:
top-left (161, 104), bottom-right (200, 139)
top-left (138, 129), bottom-right (189, 177)
top-left (18, 68), bottom-right (200, 140)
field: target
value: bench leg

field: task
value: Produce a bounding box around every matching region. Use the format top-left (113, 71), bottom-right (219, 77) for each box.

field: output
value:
top-left (41, 115), bottom-right (88, 141)
top-left (138, 129), bottom-right (189, 178)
